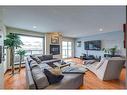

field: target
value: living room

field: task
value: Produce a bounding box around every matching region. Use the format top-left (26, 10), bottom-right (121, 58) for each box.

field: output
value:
top-left (0, 6), bottom-right (126, 89)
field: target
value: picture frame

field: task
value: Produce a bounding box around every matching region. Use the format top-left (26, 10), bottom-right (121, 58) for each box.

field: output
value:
top-left (51, 35), bottom-right (59, 44)
top-left (77, 41), bottom-right (81, 47)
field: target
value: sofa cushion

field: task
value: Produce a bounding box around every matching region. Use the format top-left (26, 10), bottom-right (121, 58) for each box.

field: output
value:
top-left (38, 55), bottom-right (53, 61)
top-left (38, 56), bottom-right (44, 61)
top-left (29, 60), bottom-right (39, 70)
top-left (46, 74), bottom-right (83, 89)
top-left (85, 60), bottom-right (96, 65)
top-left (39, 63), bottom-right (52, 70)
top-left (42, 59), bottom-right (61, 64)
top-left (43, 69), bottom-right (64, 84)
top-left (31, 66), bottom-right (49, 89)
top-left (96, 58), bottom-right (106, 69)
top-left (43, 54), bottom-right (53, 60)
top-left (27, 56), bottom-right (33, 65)
top-left (30, 55), bottom-right (41, 64)
top-left (86, 62), bottom-right (99, 74)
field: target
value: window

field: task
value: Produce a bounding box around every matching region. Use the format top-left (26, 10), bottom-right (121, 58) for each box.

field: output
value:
top-left (14, 35), bottom-right (44, 64)
top-left (19, 35), bottom-right (44, 55)
top-left (62, 41), bottom-right (72, 58)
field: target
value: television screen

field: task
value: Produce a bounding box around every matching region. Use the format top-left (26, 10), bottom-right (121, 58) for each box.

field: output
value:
top-left (84, 40), bottom-right (101, 50)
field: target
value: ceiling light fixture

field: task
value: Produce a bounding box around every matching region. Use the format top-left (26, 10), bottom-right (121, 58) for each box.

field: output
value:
top-left (99, 28), bottom-right (103, 31)
top-left (33, 26), bottom-right (37, 29)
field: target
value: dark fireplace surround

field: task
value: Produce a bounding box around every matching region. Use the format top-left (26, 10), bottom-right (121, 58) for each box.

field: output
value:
top-left (50, 45), bottom-right (60, 55)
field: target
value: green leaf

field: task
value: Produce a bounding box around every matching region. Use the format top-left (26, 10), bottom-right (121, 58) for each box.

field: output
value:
top-left (4, 33), bottom-right (23, 49)
top-left (16, 49), bottom-right (26, 56)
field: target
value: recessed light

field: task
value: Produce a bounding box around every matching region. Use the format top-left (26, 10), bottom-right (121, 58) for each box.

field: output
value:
top-left (33, 26), bottom-right (37, 29)
top-left (99, 28), bottom-right (103, 31)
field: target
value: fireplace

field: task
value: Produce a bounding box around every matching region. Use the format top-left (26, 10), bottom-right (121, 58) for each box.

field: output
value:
top-left (50, 45), bottom-right (60, 55)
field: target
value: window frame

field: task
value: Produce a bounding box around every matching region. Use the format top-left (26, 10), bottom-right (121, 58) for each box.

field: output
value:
top-left (62, 41), bottom-right (72, 58)
top-left (14, 34), bottom-right (45, 64)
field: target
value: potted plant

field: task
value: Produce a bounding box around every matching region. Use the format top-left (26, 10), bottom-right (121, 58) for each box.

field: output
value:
top-left (4, 33), bottom-right (23, 75)
top-left (102, 48), bottom-right (110, 54)
top-left (16, 49), bottom-right (26, 72)
top-left (102, 46), bottom-right (117, 57)
top-left (109, 46), bottom-right (117, 56)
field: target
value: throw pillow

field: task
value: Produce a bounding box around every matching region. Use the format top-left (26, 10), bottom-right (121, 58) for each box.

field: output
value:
top-left (43, 69), bottom-right (64, 84)
top-left (44, 54), bottom-right (53, 60)
top-left (49, 67), bottom-right (62, 75)
top-left (38, 56), bottom-right (44, 61)
top-left (96, 58), bottom-right (106, 69)
top-left (30, 55), bottom-right (41, 64)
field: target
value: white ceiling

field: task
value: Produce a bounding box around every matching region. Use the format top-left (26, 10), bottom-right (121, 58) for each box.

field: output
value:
top-left (1, 6), bottom-right (126, 38)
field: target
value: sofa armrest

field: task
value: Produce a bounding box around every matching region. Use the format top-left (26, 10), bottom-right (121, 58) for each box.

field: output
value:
top-left (26, 70), bottom-right (36, 89)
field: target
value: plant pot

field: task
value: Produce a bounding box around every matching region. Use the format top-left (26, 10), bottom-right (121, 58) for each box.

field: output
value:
top-left (111, 52), bottom-right (115, 57)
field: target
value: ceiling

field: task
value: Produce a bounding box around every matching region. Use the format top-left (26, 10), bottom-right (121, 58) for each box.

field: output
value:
top-left (1, 6), bottom-right (126, 38)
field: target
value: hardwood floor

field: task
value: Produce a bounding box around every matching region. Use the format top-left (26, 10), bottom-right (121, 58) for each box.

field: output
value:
top-left (65, 58), bottom-right (126, 89)
top-left (4, 58), bottom-right (126, 89)
top-left (80, 69), bottom-right (125, 89)
top-left (4, 68), bottom-right (27, 89)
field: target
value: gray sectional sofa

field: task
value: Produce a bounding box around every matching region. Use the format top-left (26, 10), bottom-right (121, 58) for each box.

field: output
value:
top-left (86, 57), bottom-right (125, 80)
top-left (25, 55), bottom-right (84, 89)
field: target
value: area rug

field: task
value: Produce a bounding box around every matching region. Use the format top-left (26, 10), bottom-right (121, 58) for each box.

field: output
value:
top-left (61, 62), bottom-right (88, 74)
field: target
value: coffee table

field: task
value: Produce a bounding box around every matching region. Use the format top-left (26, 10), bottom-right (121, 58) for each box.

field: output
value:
top-left (61, 61), bottom-right (87, 74)
top-left (53, 62), bottom-right (71, 69)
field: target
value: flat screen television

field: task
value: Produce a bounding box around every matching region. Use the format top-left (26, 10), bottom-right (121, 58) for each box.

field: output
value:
top-left (84, 40), bottom-right (101, 50)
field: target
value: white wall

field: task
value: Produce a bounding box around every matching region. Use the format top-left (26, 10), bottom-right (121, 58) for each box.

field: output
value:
top-left (75, 31), bottom-right (125, 58)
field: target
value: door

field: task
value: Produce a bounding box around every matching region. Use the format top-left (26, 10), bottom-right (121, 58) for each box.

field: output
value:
top-left (62, 41), bottom-right (72, 58)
